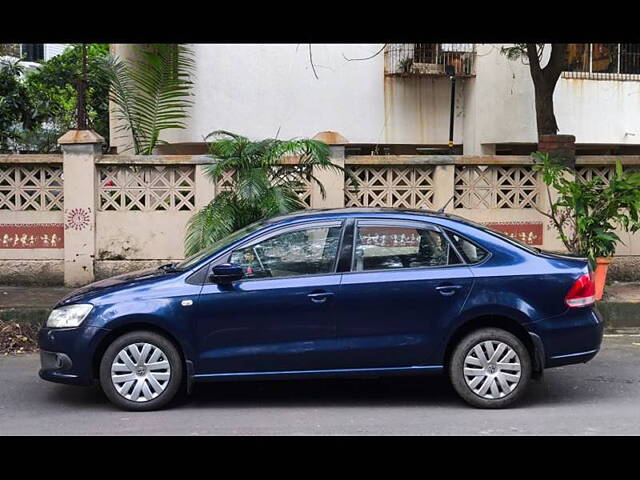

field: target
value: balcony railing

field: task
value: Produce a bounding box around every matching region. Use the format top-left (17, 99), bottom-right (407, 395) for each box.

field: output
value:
top-left (385, 44), bottom-right (476, 77)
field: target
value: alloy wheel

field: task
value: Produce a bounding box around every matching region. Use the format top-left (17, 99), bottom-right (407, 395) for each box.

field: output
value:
top-left (463, 340), bottom-right (522, 399)
top-left (110, 342), bottom-right (171, 403)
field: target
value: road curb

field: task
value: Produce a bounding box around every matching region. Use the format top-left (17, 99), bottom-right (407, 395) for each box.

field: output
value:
top-left (597, 302), bottom-right (640, 333)
top-left (0, 308), bottom-right (51, 326)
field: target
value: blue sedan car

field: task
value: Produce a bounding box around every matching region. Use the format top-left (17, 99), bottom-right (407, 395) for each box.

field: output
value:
top-left (39, 208), bottom-right (603, 410)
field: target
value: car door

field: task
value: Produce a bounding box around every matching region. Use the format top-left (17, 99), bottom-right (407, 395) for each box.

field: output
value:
top-left (194, 220), bottom-right (346, 375)
top-left (333, 219), bottom-right (475, 369)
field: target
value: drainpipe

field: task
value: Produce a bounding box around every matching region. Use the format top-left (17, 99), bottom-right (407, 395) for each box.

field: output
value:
top-left (446, 65), bottom-right (456, 152)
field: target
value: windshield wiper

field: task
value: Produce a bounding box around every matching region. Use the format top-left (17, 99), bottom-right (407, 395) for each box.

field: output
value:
top-left (158, 262), bottom-right (182, 273)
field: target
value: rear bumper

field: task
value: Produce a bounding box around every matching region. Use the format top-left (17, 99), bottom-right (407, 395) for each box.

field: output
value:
top-left (528, 306), bottom-right (604, 369)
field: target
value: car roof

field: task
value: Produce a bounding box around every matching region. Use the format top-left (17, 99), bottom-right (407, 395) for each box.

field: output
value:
top-left (264, 207), bottom-right (452, 225)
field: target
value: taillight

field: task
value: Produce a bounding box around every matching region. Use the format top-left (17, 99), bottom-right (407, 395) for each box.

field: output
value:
top-left (565, 273), bottom-right (596, 308)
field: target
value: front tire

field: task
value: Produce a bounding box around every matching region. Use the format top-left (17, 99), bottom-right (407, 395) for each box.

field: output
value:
top-left (449, 328), bottom-right (531, 409)
top-left (99, 331), bottom-right (183, 411)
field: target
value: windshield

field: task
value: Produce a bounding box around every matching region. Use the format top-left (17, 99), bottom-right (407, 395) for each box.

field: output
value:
top-left (175, 220), bottom-right (267, 270)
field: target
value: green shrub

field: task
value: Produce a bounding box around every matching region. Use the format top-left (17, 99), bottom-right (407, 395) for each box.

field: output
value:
top-left (533, 151), bottom-right (640, 266)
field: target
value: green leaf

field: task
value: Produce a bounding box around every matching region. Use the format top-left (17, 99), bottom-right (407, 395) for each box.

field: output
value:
top-left (615, 158), bottom-right (624, 179)
top-left (100, 44), bottom-right (195, 154)
top-left (185, 132), bottom-right (338, 255)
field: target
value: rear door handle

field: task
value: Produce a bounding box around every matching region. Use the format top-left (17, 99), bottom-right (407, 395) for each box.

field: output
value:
top-left (308, 291), bottom-right (334, 304)
top-left (435, 284), bottom-right (463, 296)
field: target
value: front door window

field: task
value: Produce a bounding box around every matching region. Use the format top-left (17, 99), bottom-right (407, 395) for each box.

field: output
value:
top-left (230, 225), bottom-right (342, 279)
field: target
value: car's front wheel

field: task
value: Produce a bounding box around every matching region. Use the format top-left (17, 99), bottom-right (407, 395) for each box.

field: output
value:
top-left (449, 328), bottom-right (531, 408)
top-left (99, 330), bottom-right (183, 411)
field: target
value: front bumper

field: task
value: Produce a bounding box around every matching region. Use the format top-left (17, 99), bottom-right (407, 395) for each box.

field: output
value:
top-left (38, 325), bottom-right (110, 386)
top-left (528, 306), bottom-right (604, 369)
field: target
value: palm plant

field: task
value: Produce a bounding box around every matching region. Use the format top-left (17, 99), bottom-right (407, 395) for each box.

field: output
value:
top-left (184, 130), bottom-right (342, 256)
top-left (100, 44), bottom-right (195, 154)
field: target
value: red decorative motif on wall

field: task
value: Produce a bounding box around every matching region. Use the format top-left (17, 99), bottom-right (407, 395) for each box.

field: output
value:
top-left (0, 224), bottom-right (64, 249)
top-left (65, 207), bottom-right (92, 231)
top-left (483, 222), bottom-right (543, 246)
top-left (359, 227), bottom-right (421, 247)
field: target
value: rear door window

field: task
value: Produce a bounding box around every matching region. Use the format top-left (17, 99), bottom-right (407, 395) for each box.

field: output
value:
top-left (353, 223), bottom-right (462, 271)
top-left (446, 230), bottom-right (489, 264)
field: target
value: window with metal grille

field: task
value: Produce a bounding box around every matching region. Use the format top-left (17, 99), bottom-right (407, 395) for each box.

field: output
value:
top-left (21, 44), bottom-right (44, 62)
top-left (385, 44), bottom-right (476, 77)
top-left (566, 44), bottom-right (640, 75)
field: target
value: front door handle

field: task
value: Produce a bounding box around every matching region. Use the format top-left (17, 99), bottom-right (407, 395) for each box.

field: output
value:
top-left (307, 291), bottom-right (334, 304)
top-left (435, 284), bottom-right (463, 296)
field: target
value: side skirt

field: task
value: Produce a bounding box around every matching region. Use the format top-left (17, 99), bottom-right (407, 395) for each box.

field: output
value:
top-left (192, 365), bottom-right (443, 383)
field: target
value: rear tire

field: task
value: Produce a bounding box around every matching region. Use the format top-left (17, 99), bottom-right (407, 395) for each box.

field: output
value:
top-left (449, 328), bottom-right (531, 409)
top-left (99, 331), bottom-right (183, 411)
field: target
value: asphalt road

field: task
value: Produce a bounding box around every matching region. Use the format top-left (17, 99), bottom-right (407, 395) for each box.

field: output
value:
top-left (1, 336), bottom-right (640, 435)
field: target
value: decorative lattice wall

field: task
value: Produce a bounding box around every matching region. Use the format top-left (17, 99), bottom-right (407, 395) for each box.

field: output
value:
top-left (0, 164), bottom-right (64, 211)
top-left (575, 166), bottom-right (616, 184)
top-left (215, 165), bottom-right (313, 208)
top-left (272, 165), bottom-right (313, 208)
top-left (98, 165), bottom-right (196, 211)
top-left (344, 165), bottom-right (435, 209)
top-left (214, 170), bottom-right (235, 193)
top-left (454, 165), bottom-right (539, 209)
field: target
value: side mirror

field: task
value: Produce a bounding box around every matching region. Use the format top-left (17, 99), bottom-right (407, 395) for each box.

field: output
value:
top-left (210, 263), bottom-right (244, 284)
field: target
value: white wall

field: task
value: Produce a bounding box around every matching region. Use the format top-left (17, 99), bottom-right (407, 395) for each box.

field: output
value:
top-left (464, 44), bottom-right (538, 152)
top-left (163, 44), bottom-right (387, 144)
top-left (555, 78), bottom-right (640, 143)
top-left (383, 76), bottom-right (464, 144)
top-left (120, 43), bottom-right (463, 147)
top-left (113, 44), bottom-right (640, 151)
top-left (44, 44), bottom-right (67, 61)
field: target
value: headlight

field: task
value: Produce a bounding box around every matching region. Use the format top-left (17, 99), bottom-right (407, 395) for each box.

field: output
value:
top-left (46, 304), bottom-right (93, 328)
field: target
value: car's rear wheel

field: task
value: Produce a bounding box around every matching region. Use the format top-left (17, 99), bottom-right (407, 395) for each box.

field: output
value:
top-left (449, 328), bottom-right (531, 408)
top-left (99, 331), bottom-right (183, 411)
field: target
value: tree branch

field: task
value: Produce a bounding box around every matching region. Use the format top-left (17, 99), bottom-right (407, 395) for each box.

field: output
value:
top-left (342, 44), bottom-right (387, 62)
top-left (308, 44), bottom-right (319, 80)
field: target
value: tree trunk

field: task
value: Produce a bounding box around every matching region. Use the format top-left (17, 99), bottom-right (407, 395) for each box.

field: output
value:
top-left (526, 44), bottom-right (567, 138)
top-left (533, 82), bottom-right (558, 136)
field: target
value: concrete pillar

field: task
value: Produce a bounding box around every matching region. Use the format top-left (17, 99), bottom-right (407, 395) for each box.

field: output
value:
top-left (481, 144), bottom-right (497, 155)
top-left (58, 130), bottom-right (105, 286)
top-left (462, 75), bottom-right (479, 155)
top-left (538, 134), bottom-right (576, 168)
top-left (194, 162), bottom-right (216, 209)
top-left (432, 164), bottom-right (456, 213)
top-left (311, 131), bottom-right (347, 209)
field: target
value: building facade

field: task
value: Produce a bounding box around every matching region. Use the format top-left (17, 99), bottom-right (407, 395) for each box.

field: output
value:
top-left (111, 43), bottom-right (640, 155)
top-left (1, 43), bottom-right (68, 63)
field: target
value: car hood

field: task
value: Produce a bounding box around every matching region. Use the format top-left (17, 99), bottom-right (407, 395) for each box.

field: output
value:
top-left (57, 267), bottom-right (177, 306)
